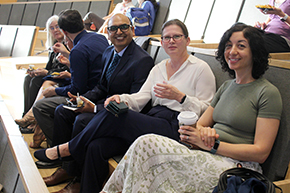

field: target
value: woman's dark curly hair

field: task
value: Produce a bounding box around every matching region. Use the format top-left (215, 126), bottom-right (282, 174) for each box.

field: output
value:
top-left (215, 23), bottom-right (269, 79)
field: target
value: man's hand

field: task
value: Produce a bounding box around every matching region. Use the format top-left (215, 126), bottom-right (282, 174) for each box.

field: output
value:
top-left (75, 96), bottom-right (95, 113)
top-left (57, 55), bottom-right (70, 67)
top-left (104, 95), bottom-right (121, 107)
top-left (53, 42), bottom-right (70, 58)
top-left (67, 92), bottom-right (77, 102)
top-left (42, 86), bottom-right (56, 98)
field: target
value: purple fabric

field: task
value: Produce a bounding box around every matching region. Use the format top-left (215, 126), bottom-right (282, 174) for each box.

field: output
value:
top-left (265, 0), bottom-right (290, 41)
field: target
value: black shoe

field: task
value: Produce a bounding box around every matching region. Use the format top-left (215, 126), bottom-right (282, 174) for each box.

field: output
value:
top-left (19, 126), bottom-right (34, 134)
top-left (34, 145), bottom-right (73, 163)
top-left (35, 160), bottom-right (62, 169)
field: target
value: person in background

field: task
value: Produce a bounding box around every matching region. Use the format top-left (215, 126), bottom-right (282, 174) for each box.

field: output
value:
top-left (83, 0), bottom-right (134, 32)
top-left (16, 15), bottom-right (70, 134)
top-left (17, 36), bottom-right (73, 148)
top-left (137, 0), bottom-right (159, 32)
top-left (34, 19), bottom-right (216, 193)
top-left (32, 9), bottom-right (109, 147)
top-left (101, 23), bottom-right (283, 193)
top-left (255, 0), bottom-right (290, 52)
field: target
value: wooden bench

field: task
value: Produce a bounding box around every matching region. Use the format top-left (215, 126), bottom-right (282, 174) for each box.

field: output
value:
top-left (0, 95), bottom-right (49, 193)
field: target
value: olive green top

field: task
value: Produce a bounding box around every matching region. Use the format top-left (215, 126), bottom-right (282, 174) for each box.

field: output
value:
top-left (211, 77), bottom-right (282, 144)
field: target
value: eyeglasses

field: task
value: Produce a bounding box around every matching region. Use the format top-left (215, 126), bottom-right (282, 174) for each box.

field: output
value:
top-left (49, 25), bottom-right (60, 31)
top-left (107, 24), bottom-right (131, 33)
top-left (161, 35), bottom-right (185, 42)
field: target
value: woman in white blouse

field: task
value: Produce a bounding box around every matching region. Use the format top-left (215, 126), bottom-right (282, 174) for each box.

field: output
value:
top-left (34, 19), bottom-right (216, 192)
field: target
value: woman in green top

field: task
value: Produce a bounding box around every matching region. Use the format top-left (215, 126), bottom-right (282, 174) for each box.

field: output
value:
top-left (100, 24), bottom-right (283, 192)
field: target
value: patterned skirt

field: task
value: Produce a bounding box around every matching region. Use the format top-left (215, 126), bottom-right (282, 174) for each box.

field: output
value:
top-left (102, 134), bottom-right (262, 193)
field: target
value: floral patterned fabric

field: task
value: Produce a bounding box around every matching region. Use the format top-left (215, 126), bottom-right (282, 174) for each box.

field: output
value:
top-left (103, 134), bottom-right (262, 193)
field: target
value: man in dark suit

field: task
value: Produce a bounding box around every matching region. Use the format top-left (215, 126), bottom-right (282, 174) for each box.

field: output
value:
top-left (32, 9), bottom-right (109, 147)
top-left (41, 13), bottom-right (154, 193)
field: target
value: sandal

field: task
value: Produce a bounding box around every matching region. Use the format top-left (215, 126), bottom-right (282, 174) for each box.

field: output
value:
top-left (29, 125), bottom-right (45, 149)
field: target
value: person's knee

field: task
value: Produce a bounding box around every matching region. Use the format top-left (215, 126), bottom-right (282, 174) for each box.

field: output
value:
top-left (87, 142), bottom-right (97, 153)
top-left (24, 75), bottom-right (32, 85)
top-left (55, 104), bottom-right (65, 115)
top-left (33, 99), bottom-right (43, 109)
top-left (73, 114), bottom-right (92, 136)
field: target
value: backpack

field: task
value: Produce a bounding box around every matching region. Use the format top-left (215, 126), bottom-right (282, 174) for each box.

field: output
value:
top-left (126, 7), bottom-right (151, 36)
top-left (212, 167), bottom-right (282, 193)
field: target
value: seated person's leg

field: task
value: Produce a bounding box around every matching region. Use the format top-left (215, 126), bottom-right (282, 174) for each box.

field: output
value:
top-left (33, 96), bottom-right (67, 146)
top-left (263, 32), bottom-right (290, 53)
top-left (28, 76), bottom-right (45, 110)
top-left (16, 80), bottom-right (57, 129)
top-left (23, 75), bottom-right (33, 115)
top-left (72, 113), bottom-right (96, 138)
top-left (35, 106), bottom-right (180, 165)
top-left (52, 104), bottom-right (80, 146)
top-left (81, 138), bottom-right (129, 193)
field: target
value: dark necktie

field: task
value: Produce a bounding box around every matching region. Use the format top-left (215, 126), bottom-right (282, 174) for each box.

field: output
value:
top-left (106, 53), bottom-right (121, 82)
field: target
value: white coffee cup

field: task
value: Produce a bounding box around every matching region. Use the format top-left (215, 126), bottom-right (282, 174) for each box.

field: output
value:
top-left (177, 111), bottom-right (198, 127)
top-left (177, 111), bottom-right (199, 149)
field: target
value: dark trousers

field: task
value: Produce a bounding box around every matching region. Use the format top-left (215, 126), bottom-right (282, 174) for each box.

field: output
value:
top-left (263, 32), bottom-right (290, 53)
top-left (68, 106), bottom-right (180, 192)
top-left (81, 138), bottom-right (128, 192)
top-left (52, 104), bottom-right (95, 146)
top-left (33, 96), bottom-right (67, 146)
top-left (53, 105), bottom-right (96, 177)
top-left (23, 75), bottom-right (44, 115)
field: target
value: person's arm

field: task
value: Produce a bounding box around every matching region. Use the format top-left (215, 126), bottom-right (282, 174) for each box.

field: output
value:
top-left (52, 42), bottom-right (70, 58)
top-left (187, 106), bottom-right (280, 163)
top-left (119, 68), bottom-right (154, 112)
top-left (269, 7), bottom-right (290, 25)
top-left (215, 117), bottom-right (279, 163)
top-left (55, 49), bottom-right (90, 96)
top-left (180, 61), bottom-right (216, 116)
top-left (257, 7), bottom-right (289, 29)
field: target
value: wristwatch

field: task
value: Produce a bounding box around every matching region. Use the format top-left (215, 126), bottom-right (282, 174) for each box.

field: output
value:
top-left (280, 13), bottom-right (288, 22)
top-left (209, 140), bottom-right (220, 154)
top-left (180, 95), bottom-right (186, 104)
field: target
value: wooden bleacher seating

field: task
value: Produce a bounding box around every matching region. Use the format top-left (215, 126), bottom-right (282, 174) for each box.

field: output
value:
top-left (0, 95), bottom-right (49, 193)
top-left (0, 25), bottom-right (39, 57)
top-left (0, 0), bottom-right (113, 28)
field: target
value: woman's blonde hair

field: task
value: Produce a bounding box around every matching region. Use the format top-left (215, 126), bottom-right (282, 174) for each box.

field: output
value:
top-left (45, 15), bottom-right (62, 49)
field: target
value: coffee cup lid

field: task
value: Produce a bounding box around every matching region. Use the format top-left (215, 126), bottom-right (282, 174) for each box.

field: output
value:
top-left (177, 111), bottom-right (198, 123)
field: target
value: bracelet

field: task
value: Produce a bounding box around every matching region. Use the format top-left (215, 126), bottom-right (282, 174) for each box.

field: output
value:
top-left (180, 95), bottom-right (186, 104)
top-left (281, 13), bottom-right (288, 22)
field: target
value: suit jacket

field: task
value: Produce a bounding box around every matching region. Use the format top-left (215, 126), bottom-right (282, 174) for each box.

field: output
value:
top-left (83, 40), bottom-right (154, 112)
